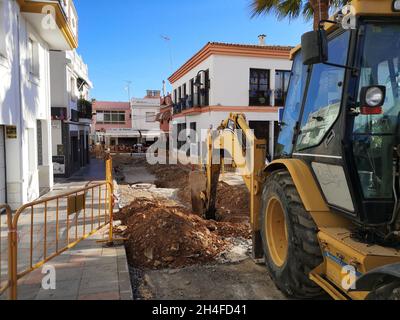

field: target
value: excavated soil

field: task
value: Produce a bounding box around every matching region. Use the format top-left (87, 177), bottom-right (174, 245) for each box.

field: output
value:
top-left (112, 154), bottom-right (252, 269)
top-left (114, 198), bottom-right (251, 269)
top-left (113, 154), bottom-right (250, 223)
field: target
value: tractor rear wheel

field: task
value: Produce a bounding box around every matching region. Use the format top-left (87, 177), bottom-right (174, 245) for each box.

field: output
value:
top-left (260, 170), bottom-right (325, 299)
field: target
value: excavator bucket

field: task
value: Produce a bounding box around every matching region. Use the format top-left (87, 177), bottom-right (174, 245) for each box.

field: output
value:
top-left (189, 165), bottom-right (220, 220)
top-left (189, 170), bottom-right (207, 217)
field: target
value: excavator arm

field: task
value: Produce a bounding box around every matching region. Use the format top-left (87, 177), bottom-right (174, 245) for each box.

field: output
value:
top-left (189, 113), bottom-right (268, 258)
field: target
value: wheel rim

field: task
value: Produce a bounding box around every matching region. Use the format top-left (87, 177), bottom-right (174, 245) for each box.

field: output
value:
top-left (265, 197), bottom-right (289, 267)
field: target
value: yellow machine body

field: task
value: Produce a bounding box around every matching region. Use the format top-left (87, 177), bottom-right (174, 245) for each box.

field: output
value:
top-left (266, 160), bottom-right (400, 300)
top-left (191, 0), bottom-right (400, 300)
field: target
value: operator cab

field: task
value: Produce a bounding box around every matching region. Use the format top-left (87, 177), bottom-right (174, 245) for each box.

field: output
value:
top-left (275, 2), bottom-right (400, 240)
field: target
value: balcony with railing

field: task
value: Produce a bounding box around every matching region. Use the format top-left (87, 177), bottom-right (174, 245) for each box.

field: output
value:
top-left (18, 0), bottom-right (78, 50)
top-left (77, 99), bottom-right (93, 119)
top-left (249, 90), bottom-right (272, 106)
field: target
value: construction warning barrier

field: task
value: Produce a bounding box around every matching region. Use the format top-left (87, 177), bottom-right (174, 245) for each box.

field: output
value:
top-left (0, 204), bottom-right (12, 297)
top-left (0, 156), bottom-right (114, 300)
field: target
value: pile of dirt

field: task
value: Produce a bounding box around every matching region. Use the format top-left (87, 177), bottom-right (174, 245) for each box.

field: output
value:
top-left (114, 198), bottom-right (251, 269)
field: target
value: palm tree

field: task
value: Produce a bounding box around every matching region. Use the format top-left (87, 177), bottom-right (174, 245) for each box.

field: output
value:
top-left (251, 0), bottom-right (349, 31)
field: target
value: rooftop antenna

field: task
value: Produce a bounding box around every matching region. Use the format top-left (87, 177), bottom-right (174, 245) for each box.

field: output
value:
top-left (124, 80), bottom-right (132, 106)
top-left (162, 80), bottom-right (166, 97)
top-left (161, 34), bottom-right (174, 70)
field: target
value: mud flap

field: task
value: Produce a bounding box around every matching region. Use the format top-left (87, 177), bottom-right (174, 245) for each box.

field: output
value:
top-left (252, 230), bottom-right (265, 263)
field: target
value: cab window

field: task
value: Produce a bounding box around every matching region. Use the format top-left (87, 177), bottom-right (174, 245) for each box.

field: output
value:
top-left (275, 52), bottom-right (308, 158)
top-left (296, 31), bottom-right (350, 151)
top-left (353, 23), bottom-right (400, 199)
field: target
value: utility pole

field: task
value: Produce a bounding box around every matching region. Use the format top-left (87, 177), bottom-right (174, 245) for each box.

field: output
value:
top-left (125, 80), bottom-right (134, 132)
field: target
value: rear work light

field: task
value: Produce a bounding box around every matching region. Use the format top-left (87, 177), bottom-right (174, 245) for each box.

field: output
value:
top-left (360, 86), bottom-right (386, 115)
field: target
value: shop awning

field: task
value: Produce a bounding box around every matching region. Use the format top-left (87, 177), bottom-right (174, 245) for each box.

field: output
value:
top-left (101, 130), bottom-right (141, 138)
top-left (141, 131), bottom-right (162, 141)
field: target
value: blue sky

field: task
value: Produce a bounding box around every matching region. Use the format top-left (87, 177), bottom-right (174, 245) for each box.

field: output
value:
top-left (75, 0), bottom-right (312, 102)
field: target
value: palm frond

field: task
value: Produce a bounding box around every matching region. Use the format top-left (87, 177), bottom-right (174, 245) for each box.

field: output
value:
top-left (276, 0), bottom-right (303, 20)
top-left (250, 0), bottom-right (351, 22)
top-left (250, 0), bottom-right (282, 18)
top-left (302, 1), bottom-right (313, 20)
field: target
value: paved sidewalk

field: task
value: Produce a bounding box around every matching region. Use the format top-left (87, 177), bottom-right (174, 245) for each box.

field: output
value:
top-left (0, 159), bottom-right (133, 300)
top-left (15, 227), bottom-right (132, 300)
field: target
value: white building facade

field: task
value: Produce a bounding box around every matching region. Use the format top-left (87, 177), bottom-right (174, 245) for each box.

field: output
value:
top-left (0, 0), bottom-right (78, 209)
top-left (131, 90), bottom-right (161, 144)
top-left (168, 41), bottom-right (293, 159)
top-left (50, 50), bottom-right (93, 177)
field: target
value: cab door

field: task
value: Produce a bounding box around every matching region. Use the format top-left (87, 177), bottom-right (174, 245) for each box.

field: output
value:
top-left (275, 52), bottom-right (308, 158)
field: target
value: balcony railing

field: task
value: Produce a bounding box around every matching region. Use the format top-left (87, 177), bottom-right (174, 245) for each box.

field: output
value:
top-left (249, 90), bottom-right (271, 106)
top-left (78, 99), bottom-right (93, 119)
top-left (173, 96), bottom-right (197, 115)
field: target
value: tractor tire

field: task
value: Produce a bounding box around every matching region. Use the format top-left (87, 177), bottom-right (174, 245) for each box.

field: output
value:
top-left (260, 170), bottom-right (325, 299)
top-left (367, 281), bottom-right (400, 300)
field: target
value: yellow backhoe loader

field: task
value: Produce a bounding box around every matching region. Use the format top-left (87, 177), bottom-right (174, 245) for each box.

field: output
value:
top-left (190, 0), bottom-right (400, 300)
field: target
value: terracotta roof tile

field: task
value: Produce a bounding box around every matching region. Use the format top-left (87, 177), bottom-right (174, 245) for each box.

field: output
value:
top-left (168, 41), bottom-right (293, 84)
top-left (208, 42), bottom-right (294, 51)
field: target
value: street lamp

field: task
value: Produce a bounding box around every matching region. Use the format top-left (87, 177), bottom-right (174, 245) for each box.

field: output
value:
top-left (194, 70), bottom-right (210, 106)
top-left (194, 70), bottom-right (207, 88)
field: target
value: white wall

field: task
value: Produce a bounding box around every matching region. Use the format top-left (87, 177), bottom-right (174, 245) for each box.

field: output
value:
top-left (170, 54), bottom-right (292, 107)
top-left (50, 51), bottom-right (68, 109)
top-left (0, 1), bottom-right (54, 208)
top-left (212, 55), bottom-right (292, 106)
top-left (169, 51), bottom-right (292, 160)
top-left (132, 99), bottom-right (161, 131)
top-left (19, 14), bottom-right (53, 202)
top-left (171, 57), bottom-right (214, 103)
top-left (0, 0), bottom-right (23, 209)
top-left (51, 120), bottom-right (63, 155)
top-left (0, 0), bottom-right (20, 127)
top-left (51, 50), bottom-right (92, 112)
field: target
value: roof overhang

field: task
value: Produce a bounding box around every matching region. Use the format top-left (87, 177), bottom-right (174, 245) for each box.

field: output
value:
top-left (18, 0), bottom-right (78, 50)
top-left (168, 42), bottom-right (292, 84)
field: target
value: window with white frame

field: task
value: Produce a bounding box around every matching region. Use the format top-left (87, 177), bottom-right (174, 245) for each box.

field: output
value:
top-left (28, 37), bottom-right (39, 78)
top-left (96, 111), bottom-right (126, 124)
